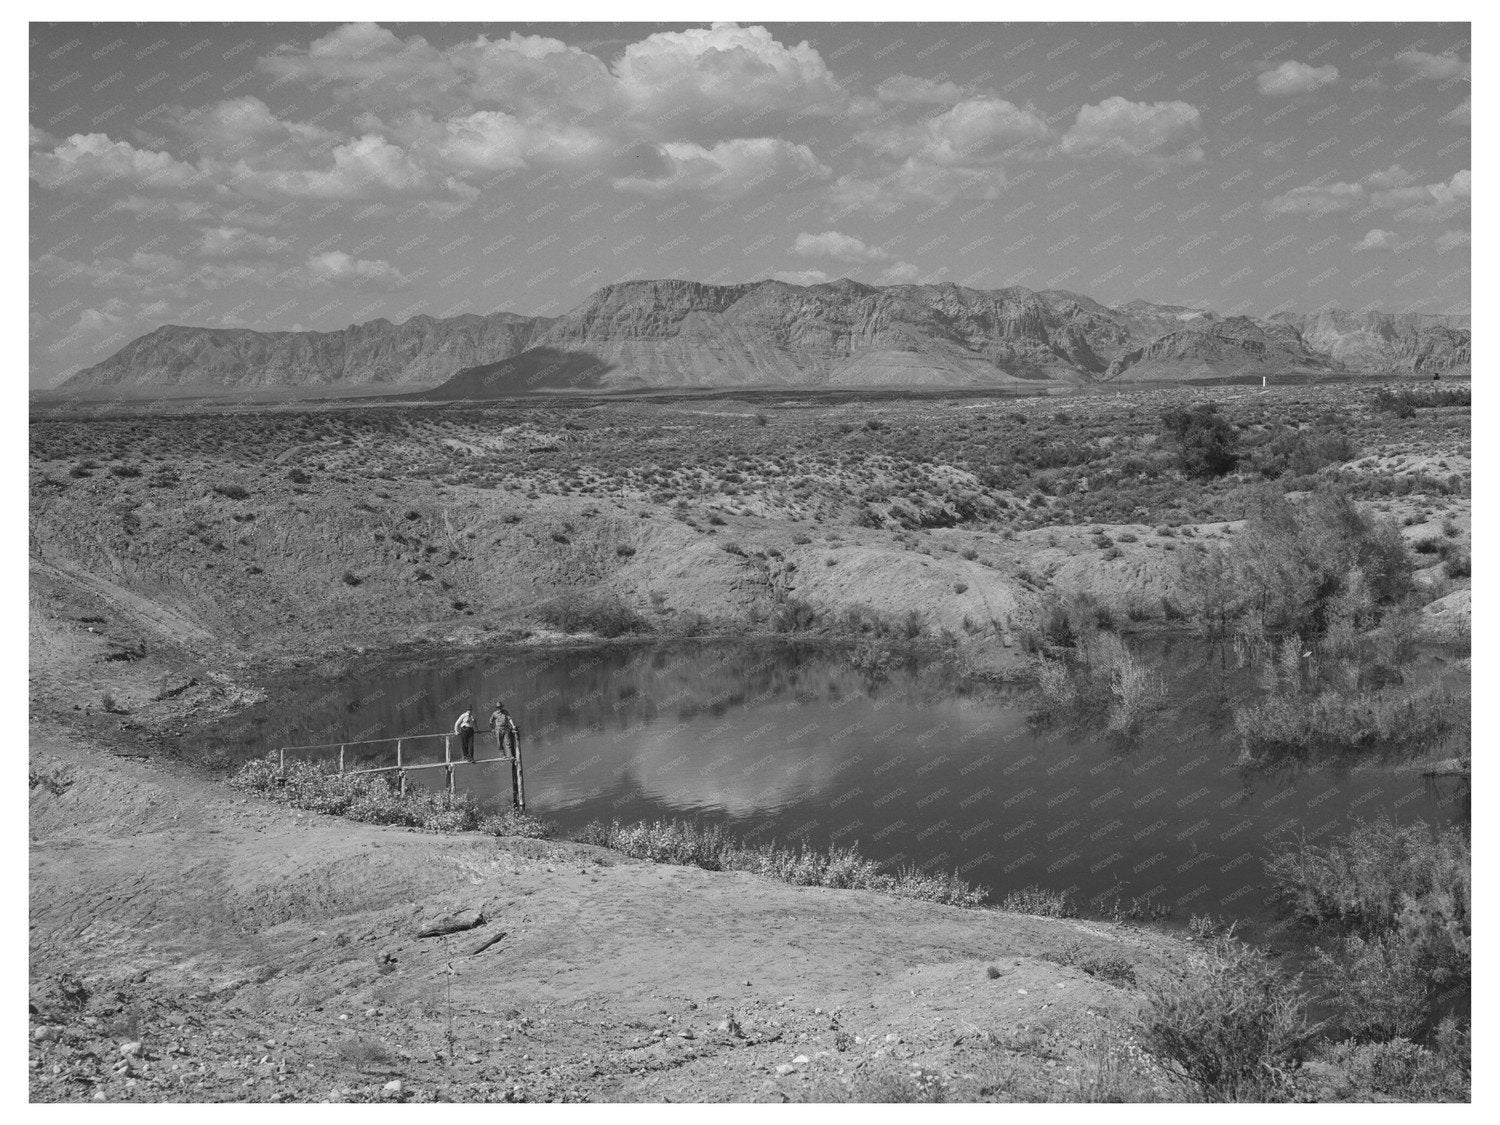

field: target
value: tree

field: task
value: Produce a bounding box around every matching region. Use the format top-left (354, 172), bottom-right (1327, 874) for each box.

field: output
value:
top-left (1161, 404), bottom-right (1239, 477)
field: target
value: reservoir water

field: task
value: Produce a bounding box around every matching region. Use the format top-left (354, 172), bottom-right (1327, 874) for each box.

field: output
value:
top-left (218, 638), bottom-right (1467, 922)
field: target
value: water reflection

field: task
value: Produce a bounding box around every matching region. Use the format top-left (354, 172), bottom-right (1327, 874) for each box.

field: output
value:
top-left (213, 638), bottom-right (1465, 918)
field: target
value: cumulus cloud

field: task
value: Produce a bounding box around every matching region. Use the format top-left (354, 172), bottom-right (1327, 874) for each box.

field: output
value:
top-left (1440, 97), bottom-right (1470, 126)
top-left (1355, 229), bottom-right (1401, 252)
top-left (613, 138), bottom-right (829, 199)
top-left (827, 161), bottom-right (1007, 217)
top-left (224, 134), bottom-right (450, 201)
top-left (162, 95), bottom-right (333, 159)
top-left (195, 225), bottom-right (289, 258)
top-left (1394, 50), bottom-right (1469, 81)
top-left (1256, 60), bottom-right (1340, 97)
top-left (770, 268), bottom-right (832, 286)
top-left (300, 251), bottom-right (409, 290)
top-left (429, 110), bottom-right (609, 172)
top-left (1378, 169), bottom-right (1470, 222)
top-left (613, 23), bottom-right (845, 123)
top-left (878, 261), bottom-right (923, 284)
top-left (30, 133), bottom-right (202, 192)
top-left (874, 74), bottom-right (968, 105)
top-left (1266, 165), bottom-right (1469, 222)
top-left (1434, 230), bottom-right (1470, 254)
top-left (863, 97), bottom-right (1050, 165)
top-left (1058, 97), bottom-right (1203, 162)
top-left (793, 231), bottom-right (890, 263)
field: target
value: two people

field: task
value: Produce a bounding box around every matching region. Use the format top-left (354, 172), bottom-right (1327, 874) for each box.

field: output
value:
top-left (453, 702), bottom-right (518, 763)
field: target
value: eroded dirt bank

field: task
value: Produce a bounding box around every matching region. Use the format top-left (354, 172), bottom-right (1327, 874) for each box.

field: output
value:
top-left (30, 731), bottom-right (1183, 1103)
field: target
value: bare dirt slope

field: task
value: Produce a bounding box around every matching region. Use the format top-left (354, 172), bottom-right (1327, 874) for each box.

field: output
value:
top-left (30, 733), bottom-right (1181, 1103)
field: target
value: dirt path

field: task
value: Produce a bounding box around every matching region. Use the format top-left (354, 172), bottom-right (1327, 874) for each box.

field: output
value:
top-left (30, 733), bottom-right (1182, 1103)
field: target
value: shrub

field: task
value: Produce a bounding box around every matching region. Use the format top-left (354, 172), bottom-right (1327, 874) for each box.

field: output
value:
top-left (770, 598), bottom-right (819, 633)
top-left (229, 756), bottom-right (552, 838)
top-left (213, 483), bottom-right (250, 500)
top-left (536, 594), bottom-right (650, 638)
top-left (1139, 930), bottom-right (1318, 1101)
top-left (999, 885), bottom-right (1077, 917)
top-left (1031, 632), bottom-right (1165, 738)
top-left (573, 818), bottom-right (985, 907)
top-left (1233, 681), bottom-right (1458, 761)
top-left (1322, 1032), bottom-right (1469, 1101)
top-left (341, 570), bottom-right (363, 587)
top-left (1192, 485), bottom-right (1413, 640)
top-left (1266, 819), bottom-right (1469, 990)
top-left (1161, 404), bottom-right (1239, 478)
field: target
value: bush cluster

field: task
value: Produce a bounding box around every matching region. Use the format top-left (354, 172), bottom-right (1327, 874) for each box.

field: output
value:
top-left (571, 818), bottom-right (986, 907)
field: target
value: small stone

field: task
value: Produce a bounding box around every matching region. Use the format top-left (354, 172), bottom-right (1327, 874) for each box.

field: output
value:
top-left (793, 1054), bottom-right (809, 1065)
top-left (120, 1041), bottom-right (142, 1057)
top-left (383, 1079), bottom-right (403, 1096)
top-left (32, 1026), bottom-right (60, 1043)
top-left (775, 1064), bottom-right (795, 1076)
top-left (1017, 989), bottom-right (1028, 996)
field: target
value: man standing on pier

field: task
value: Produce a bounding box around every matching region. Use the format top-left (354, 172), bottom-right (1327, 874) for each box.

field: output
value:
top-left (490, 702), bottom-right (518, 756)
top-left (454, 705), bottom-right (477, 763)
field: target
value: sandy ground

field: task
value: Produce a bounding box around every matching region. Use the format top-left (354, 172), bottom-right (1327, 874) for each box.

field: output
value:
top-left (30, 730), bottom-right (1183, 1103)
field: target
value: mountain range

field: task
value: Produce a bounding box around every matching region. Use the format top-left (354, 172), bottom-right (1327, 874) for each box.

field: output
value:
top-left (61, 279), bottom-right (1471, 396)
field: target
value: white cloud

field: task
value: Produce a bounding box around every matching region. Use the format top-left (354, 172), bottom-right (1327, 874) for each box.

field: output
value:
top-left (431, 110), bottom-right (608, 172)
top-left (1440, 97), bottom-right (1470, 127)
top-left (827, 160), bottom-right (1007, 216)
top-left (878, 261), bottom-right (923, 284)
top-left (874, 74), bottom-right (968, 105)
top-left (613, 138), bottom-right (829, 199)
top-left (1434, 230), bottom-right (1470, 253)
top-left (1256, 60), bottom-right (1340, 97)
top-left (613, 23), bottom-right (845, 122)
top-left (1266, 166), bottom-right (1469, 222)
top-left (1394, 50), bottom-right (1469, 81)
top-left (225, 134), bottom-right (446, 201)
top-left (1376, 169), bottom-right (1470, 222)
top-left (195, 225), bottom-right (288, 258)
top-left (793, 231), bottom-right (889, 263)
top-left (31, 133), bottom-right (202, 193)
top-left (770, 268), bottom-right (832, 286)
top-left (1355, 229), bottom-right (1401, 252)
top-left (863, 96), bottom-right (1051, 165)
top-left (1059, 97), bottom-right (1203, 162)
top-left (300, 251), bottom-right (409, 290)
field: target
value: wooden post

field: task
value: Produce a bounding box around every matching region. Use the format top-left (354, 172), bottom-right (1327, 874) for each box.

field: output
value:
top-left (446, 765), bottom-right (455, 796)
top-left (396, 739), bottom-right (403, 769)
top-left (279, 747), bottom-right (285, 774)
top-left (399, 769), bottom-right (407, 797)
top-left (512, 732), bottom-right (526, 812)
top-left (339, 743), bottom-right (346, 774)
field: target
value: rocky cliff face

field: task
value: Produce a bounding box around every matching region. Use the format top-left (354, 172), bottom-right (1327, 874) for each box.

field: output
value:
top-left (459, 279), bottom-right (1194, 393)
top-left (64, 312), bottom-right (552, 391)
top-left (67, 279), bottom-right (1472, 395)
top-left (1103, 316), bottom-right (1336, 381)
top-left (1273, 310), bottom-right (1471, 374)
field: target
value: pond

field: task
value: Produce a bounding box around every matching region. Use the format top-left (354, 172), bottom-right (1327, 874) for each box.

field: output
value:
top-left (216, 638), bottom-right (1468, 924)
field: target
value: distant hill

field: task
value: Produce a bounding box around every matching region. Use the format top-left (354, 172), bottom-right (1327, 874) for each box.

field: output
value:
top-left (63, 312), bottom-right (553, 391)
top-left (64, 279), bottom-right (1471, 396)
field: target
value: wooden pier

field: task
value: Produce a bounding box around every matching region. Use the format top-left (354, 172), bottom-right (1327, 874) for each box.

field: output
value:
top-left (275, 730), bottom-right (526, 810)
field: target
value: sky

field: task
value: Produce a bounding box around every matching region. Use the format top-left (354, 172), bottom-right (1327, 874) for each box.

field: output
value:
top-left (28, 21), bottom-right (1471, 386)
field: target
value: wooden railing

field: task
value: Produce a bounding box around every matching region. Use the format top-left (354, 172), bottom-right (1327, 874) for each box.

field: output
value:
top-left (276, 730), bottom-right (526, 810)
